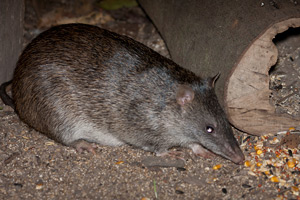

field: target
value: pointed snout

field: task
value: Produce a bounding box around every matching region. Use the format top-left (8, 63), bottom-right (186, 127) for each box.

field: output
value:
top-left (230, 150), bottom-right (245, 165)
top-left (224, 142), bottom-right (245, 165)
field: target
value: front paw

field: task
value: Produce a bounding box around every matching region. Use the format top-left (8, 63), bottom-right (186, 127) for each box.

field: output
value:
top-left (155, 150), bottom-right (185, 161)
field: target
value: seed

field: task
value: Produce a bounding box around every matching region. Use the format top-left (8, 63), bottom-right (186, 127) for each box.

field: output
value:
top-left (222, 188), bottom-right (227, 194)
top-left (244, 160), bottom-right (252, 167)
top-left (292, 171), bottom-right (300, 174)
top-left (263, 149), bottom-right (267, 153)
top-left (270, 176), bottom-right (279, 183)
top-left (13, 183), bottom-right (23, 188)
top-left (291, 186), bottom-right (299, 192)
top-left (264, 171), bottom-right (270, 175)
top-left (256, 162), bottom-right (262, 167)
top-left (256, 149), bottom-right (263, 155)
top-left (115, 161), bottom-right (124, 165)
top-left (293, 149), bottom-right (297, 154)
top-left (213, 164), bottom-right (222, 170)
top-left (243, 136), bottom-right (251, 143)
top-left (45, 141), bottom-right (55, 146)
top-left (175, 190), bottom-right (184, 194)
top-left (289, 127), bottom-right (296, 131)
top-left (36, 183), bottom-right (43, 190)
top-left (287, 160), bottom-right (295, 168)
top-left (177, 167), bottom-right (186, 172)
top-left (288, 149), bottom-right (293, 157)
top-left (242, 184), bottom-right (252, 188)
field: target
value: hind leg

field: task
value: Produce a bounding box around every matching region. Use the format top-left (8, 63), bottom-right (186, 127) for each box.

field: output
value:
top-left (60, 119), bottom-right (125, 154)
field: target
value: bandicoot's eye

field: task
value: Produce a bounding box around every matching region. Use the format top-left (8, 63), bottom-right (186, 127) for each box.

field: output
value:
top-left (206, 126), bottom-right (214, 133)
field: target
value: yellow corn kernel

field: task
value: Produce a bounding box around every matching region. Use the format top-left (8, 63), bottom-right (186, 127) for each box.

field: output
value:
top-left (256, 162), bottom-right (262, 167)
top-left (244, 160), bottom-right (251, 167)
top-left (270, 176), bottom-right (279, 183)
top-left (289, 127), bottom-right (296, 131)
top-left (115, 161), bottom-right (124, 165)
top-left (287, 160), bottom-right (295, 168)
top-left (213, 164), bottom-right (222, 170)
top-left (264, 171), bottom-right (270, 175)
top-left (291, 186), bottom-right (299, 192)
top-left (256, 149), bottom-right (263, 155)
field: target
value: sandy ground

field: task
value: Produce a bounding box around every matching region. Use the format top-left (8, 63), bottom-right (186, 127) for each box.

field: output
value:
top-left (1, 102), bottom-right (290, 200)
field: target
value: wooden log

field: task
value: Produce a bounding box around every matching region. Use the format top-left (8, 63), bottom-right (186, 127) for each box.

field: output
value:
top-left (139, 0), bottom-right (300, 135)
top-left (0, 0), bottom-right (24, 83)
top-left (226, 18), bottom-right (300, 135)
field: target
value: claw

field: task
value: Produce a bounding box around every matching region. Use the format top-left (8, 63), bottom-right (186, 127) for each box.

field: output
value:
top-left (70, 139), bottom-right (97, 154)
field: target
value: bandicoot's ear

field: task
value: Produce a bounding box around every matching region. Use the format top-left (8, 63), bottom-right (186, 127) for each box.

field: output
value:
top-left (176, 85), bottom-right (195, 106)
top-left (208, 72), bottom-right (220, 88)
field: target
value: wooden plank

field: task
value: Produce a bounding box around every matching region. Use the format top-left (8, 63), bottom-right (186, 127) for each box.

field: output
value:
top-left (0, 0), bottom-right (24, 83)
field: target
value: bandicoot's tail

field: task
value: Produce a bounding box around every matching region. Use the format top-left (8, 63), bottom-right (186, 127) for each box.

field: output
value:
top-left (0, 80), bottom-right (15, 110)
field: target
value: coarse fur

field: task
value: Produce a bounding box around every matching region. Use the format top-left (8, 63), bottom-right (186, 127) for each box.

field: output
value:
top-left (4, 23), bottom-right (244, 164)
